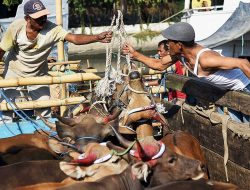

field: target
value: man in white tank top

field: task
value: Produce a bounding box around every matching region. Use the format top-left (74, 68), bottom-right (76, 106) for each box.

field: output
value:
top-left (0, 0), bottom-right (112, 124)
top-left (123, 22), bottom-right (250, 123)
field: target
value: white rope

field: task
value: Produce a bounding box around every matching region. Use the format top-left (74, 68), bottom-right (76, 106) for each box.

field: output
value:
top-left (95, 10), bottom-right (129, 99)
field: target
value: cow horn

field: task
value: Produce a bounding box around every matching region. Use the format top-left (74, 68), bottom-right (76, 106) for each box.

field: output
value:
top-left (72, 153), bottom-right (97, 165)
top-left (57, 115), bottom-right (78, 126)
top-left (110, 125), bottom-right (134, 148)
top-left (110, 108), bottom-right (122, 120)
top-left (102, 108), bottom-right (122, 124)
top-left (39, 116), bottom-right (56, 129)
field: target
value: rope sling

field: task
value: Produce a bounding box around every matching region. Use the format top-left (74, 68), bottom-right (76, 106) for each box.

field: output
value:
top-left (95, 10), bottom-right (131, 99)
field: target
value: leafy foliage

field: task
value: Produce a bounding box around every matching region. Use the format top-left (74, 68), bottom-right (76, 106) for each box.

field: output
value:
top-left (68, 0), bottom-right (184, 27)
top-left (3, 0), bottom-right (22, 7)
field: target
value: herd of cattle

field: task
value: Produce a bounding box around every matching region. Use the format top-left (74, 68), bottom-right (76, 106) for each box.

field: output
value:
top-left (0, 71), bottom-right (242, 189)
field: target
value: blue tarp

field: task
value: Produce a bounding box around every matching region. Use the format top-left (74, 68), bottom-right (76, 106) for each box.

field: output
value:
top-left (0, 118), bottom-right (57, 138)
top-left (198, 2), bottom-right (250, 48)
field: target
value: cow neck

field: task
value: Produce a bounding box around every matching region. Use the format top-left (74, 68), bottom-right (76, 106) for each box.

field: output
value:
top-left (128, 79), bottom-right (147, 94)
top-left (136, 123), bottom-right (154, 139)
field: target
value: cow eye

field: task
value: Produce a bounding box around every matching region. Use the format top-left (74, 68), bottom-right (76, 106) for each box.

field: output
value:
top-left (168, 157), bottom-right (176, 164)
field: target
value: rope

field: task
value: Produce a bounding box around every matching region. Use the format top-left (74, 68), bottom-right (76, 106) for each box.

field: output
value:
top-left (112, 140), bottom-right (136, 156)
top-left (160, 9), bottom-right (185, 23)
top-left (95, 10), bottom-right (129, 99)
top-left (127, 84), bottom-right (147, 94)
top-left (221, 114), bottom-right (230, 182)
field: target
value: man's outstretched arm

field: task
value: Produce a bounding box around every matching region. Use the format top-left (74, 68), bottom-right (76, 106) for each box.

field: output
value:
top-left (123, 43), bottom-right (174, 71)
top-left (64, 31), bottom-right (112, 45)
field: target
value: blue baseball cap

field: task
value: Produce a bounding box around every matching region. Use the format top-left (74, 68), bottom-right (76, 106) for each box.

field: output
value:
top-left (24, 0), bottom-right (49, 19)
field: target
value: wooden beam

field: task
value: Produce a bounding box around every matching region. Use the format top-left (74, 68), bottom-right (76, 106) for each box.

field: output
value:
top-left (0, 96), bottom-right (88, 111)
top-left (165, 74), bottom-right (250, 115)
top-left (164, 101), bottom-right (250, 170)
top-left (203, 147), bottom-right (250, 189)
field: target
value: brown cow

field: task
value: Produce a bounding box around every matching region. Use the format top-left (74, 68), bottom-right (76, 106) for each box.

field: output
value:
top-left (0, 133), bottom-right (51, 153)
top-left (161, 130), bottom-right (208, 178)
top-left (59, 142), bottom-right (128, 181)
top-left (119, 71), bottom-right (169, 130)
top-left (23, 173), bottom-right (237, 190)
top-left (145, 179), bottom-right (239, 190)
top-left (111, 123), bottom-right (209, 179)
top-left (0, 133), bottom-right (59, 165)
top-left (16, 144), bottom-right (204, 190)
top-left (0, 160), bottom-right (67, 190)
top-left (0, 147), bottom-right (57, 165)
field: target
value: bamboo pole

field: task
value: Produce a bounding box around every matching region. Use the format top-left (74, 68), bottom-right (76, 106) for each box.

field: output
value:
top-left (0, 73), bottom-right (101, 87)
top-left (150, 86), bottom-right (166, 94)
top-left (138, 68), bottom-right (163, 75)
top-left (48, 71), bottom-right (66, 77)
top-left (56, 0), bottom-right (67, 116)
top-left (0, 96), bottom-right (88, 111)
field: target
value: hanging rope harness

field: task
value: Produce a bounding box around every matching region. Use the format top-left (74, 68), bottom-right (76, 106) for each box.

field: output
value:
top-left (95, 10), bottom-right (131, 100)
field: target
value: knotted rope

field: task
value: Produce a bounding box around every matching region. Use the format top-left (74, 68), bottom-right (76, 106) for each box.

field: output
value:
top-left (95, 10), bottom-right (130, 99)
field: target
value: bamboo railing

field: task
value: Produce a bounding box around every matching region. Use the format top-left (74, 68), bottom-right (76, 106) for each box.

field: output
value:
top-left (0, 96), bottom-right (88, 111)
top-left (0, 73), bottom-right (101, 87)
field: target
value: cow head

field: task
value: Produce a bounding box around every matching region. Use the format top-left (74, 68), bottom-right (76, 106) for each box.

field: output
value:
top-left (131, 143), bottom-right (204, 186)
top-left (111, 126), bottom-right (204, 185)
top-left (55, 115), bottom-right (112, 151)
top-left (59, 142), bottom-right (128, 181)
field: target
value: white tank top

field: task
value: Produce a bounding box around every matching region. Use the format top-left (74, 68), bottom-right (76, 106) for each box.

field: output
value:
top-left (193, 48), bottom-right (250, 90)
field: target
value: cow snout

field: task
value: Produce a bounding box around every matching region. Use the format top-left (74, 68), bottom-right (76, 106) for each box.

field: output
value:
top-left (186, 160), bottom-right (205, 180)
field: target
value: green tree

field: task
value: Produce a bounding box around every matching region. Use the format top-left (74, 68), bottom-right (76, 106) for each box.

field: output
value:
top-left (3, 0), bottom-right (22, 7)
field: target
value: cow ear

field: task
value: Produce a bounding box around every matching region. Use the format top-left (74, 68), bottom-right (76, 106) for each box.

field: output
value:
top-left (131, 162), bottom-right (151, 182)
top-left (48, 138), bottom-right (68, 154)
top-left (57, 115), bottom-right (77, 126)
top-left (56, 121), bottom-right (76, 139)
top-left (59, 161), bottom-right (96, 179)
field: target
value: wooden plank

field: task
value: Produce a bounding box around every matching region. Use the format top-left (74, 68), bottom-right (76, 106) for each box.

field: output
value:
top-left (165, 74), bottom-right (250, 115)
top-left (164, 102), bottom-right (250, 170)
top-left (202, 147), bottom-right (250, 189)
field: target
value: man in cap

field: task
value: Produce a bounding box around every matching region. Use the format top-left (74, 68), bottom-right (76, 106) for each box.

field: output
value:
top-left (0, 0), bottom-right (112, 123)
top-left (123, 22), bottom-right (250, 123)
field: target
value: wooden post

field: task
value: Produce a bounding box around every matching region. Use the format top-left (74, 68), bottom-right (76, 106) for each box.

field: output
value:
top-left (56, 0), bottom-right (67, 116)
